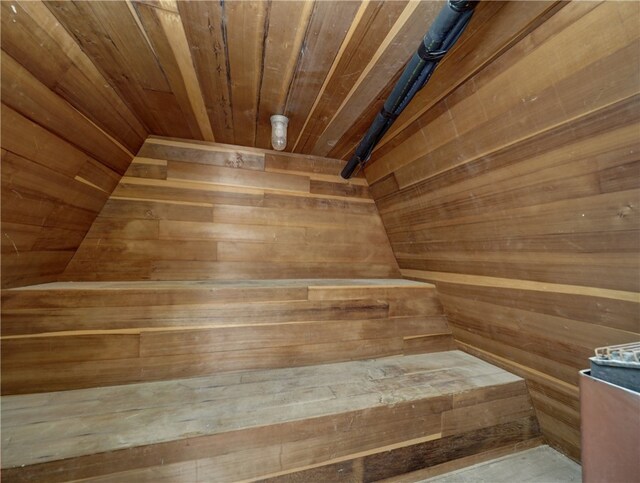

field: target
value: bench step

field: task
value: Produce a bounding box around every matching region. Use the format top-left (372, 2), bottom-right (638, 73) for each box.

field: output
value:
top-left (1, 279), bottom-right (453, 394)
top-left (1, 351), bottom-right (539, 482)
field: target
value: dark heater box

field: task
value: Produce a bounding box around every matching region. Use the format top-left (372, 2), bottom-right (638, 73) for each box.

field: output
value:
top-left (589, 356), bottom-right (640, 393)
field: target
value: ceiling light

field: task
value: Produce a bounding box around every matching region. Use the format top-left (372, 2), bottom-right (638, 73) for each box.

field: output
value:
top-left (270, 115), bottom-right (288, 151)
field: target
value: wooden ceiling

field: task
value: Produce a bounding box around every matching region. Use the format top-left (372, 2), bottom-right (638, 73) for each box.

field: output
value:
top-left (3, 0), bottom-right (454, 157)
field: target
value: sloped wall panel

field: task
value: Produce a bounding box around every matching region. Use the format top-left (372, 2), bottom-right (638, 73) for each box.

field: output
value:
top-left (366, 1), bottom-right (640, 460)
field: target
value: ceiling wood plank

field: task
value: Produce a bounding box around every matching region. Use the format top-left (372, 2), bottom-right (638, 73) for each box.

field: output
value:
top-left (371, 1), bottom-right (564, 161)
top-left (178, 1), bottom-right (234, 144)
top-left (311, 1), bottom-right (443, 157)
top-left (224, 0), bottom-right (269, 147)
top-left (1, 1), bottom-right (148, 152)
top-left (1, 50), bottom-right (132, 174)
top-left (131, 0), bottom-right (215, 142)
top-left (45, 0), bottom-right (188, 137)
top-left (283, 0), bottom-right (362, 152)
top-left (290, 0), bottom-right (372, 152)
top-left (329, 1), bottom-right (563, 163)
top-left (371, 3), bottom-right (638, 186)
top-left (326, 72), bottom-right (400, 161)
top-left (255, 1), bottom-right (314, 150)
top-left (1, 104), bottom-right (87, 178)
top-left (294, 0), bottom-right (408, 154)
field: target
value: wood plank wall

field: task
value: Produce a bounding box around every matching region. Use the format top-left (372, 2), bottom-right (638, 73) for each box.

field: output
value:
top-left (1, 2), bottom-right (142, 288)
top-left (365, 1), bottom-right (640, 461)
top-left (327, 1), bottom-right (562, 160)
top-left (0, 0), bottom-right (447, 288)
top-left (62, 137), bottom-right (399, 281)
top-left (0, 0), bottom-right (557, 289)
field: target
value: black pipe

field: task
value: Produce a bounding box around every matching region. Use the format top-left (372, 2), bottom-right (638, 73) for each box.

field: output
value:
top-left (341, 0), bottom-right (478, 179)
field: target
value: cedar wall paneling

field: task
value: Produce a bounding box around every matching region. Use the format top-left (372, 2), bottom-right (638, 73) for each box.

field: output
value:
top-left (0, 0), bottom-right (445, 288)
top-left (365, 1), bottom-right (640, 461)
top-left (0, 0), bottom-right (463, 288)
top-left (1, 2), bottom-right (142, 288)
top-left (327, 1), bottom-right (562, 160)
top-left (62, 137), bottom-right (400, 281)
top-left (0, 0), bottom-right (560, 287)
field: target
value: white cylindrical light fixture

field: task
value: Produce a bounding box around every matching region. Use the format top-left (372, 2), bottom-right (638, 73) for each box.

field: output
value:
top-left (270, 114), bottom-right (288, 151)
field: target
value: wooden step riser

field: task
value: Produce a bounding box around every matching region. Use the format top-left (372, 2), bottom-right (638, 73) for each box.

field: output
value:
top-left (2, 286), bottom-right (442, 326)
top-left (262, 418), bottom-right (542, 483)
top-left (2, 329), bottom-right (454, 395)
top-left (0, 286), bottom-right (313, 309)
top-left (2, 381), bottom-right (537, 482)
top-left (1, 296), bottom-right (443, 335)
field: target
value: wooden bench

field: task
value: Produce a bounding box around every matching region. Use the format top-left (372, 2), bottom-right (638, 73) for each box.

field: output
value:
top-left (1, 351), bottom-right (539, 482)
top-left (1, 279), bottom-right (453, 394)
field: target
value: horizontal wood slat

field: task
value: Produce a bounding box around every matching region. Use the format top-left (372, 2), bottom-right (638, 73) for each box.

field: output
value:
top-left (0, 100), bottom-right (129, 288)
top-left (63, 137), bottom-right (399, 281)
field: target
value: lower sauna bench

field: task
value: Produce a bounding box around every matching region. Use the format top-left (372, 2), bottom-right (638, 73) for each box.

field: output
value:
top-left (1, 351), bottom-right (540, 482)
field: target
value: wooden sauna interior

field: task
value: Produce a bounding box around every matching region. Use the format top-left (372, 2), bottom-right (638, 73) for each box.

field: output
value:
top-left (1, 1), bottom-right (638, 481)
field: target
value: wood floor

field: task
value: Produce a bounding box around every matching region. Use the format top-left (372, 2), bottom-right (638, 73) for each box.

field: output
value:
top-left (1, 350), bottom-right (539, 482)
top-left (420, 445), bottom-right (581, 483)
